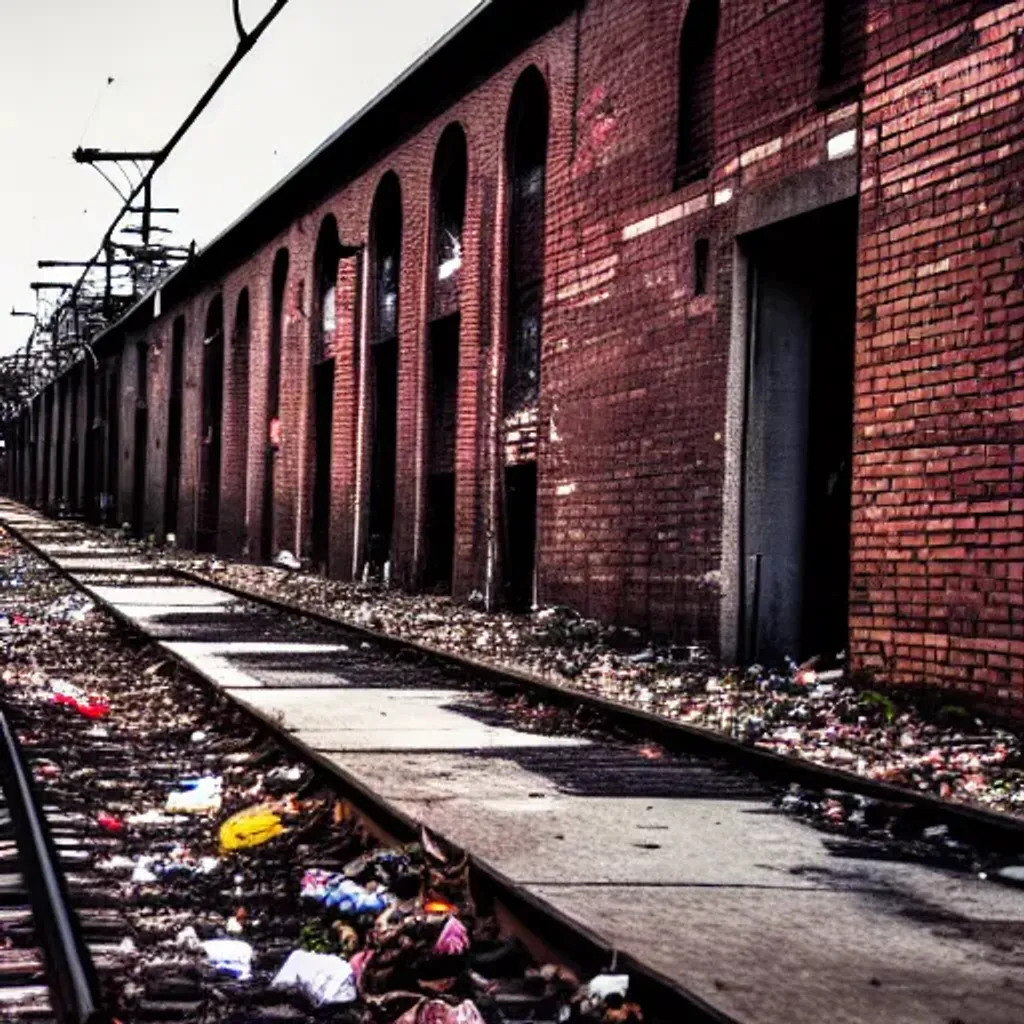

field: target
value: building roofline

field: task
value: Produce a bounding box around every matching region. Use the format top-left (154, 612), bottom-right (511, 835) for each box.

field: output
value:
top-left (84, 0), bottom-right (577, 359)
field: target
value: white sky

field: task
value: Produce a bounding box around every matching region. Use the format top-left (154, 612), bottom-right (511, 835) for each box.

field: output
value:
top-left (0, 0), bottom-right (480, 356)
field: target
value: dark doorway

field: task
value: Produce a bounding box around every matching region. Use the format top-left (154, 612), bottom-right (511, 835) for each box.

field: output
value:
top-left (165, 317), bottom-right (185, 538)
top-left (424, 314), bottom-right (459, 591)
top-left (262, 250), bottom-right (289, 562)
top-left (198, 299), bottom-right (224, 553)
top-left (368, 338), bottom-right (398, 571)
top-left (311, 361), bottom-right (335, 569)
top-left (104, 368), bottom-right (120, 526)
top-left (503, 462), bottom-right (538, 611)
top-left (229, 290), bottom-right (250, 556)
top-left (132, 343), bottom-right (149, 538)
top-left (367, 174), bottom-right (402, 573)
top-left (742, 199), bottom-right (858, 665)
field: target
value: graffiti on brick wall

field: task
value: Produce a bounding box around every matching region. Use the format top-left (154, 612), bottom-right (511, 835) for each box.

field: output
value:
top-left (575, 85), bottom-right (618, 175)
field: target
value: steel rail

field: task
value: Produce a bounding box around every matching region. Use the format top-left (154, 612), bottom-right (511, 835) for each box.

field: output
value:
top-left (0, 508), bottom-right (737, 1024)
top-left (0, 712), bottom-right (107, 1024)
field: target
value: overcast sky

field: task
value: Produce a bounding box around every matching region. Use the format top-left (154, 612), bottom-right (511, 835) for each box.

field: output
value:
top-left (0, 0), bottom-right (479, 356)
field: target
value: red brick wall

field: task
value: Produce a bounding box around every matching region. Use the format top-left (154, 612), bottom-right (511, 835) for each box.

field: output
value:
top-left (15, 0), bottom-right (1024, 708)
top-left (849, 0), bottom-right (1024, 709)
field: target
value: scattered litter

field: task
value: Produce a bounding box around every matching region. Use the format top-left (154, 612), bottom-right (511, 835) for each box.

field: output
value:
top-left (995, 864), bottom-right (1024, 888)
top-left (219, 804), bottom-right (286, 852)
top-left (166, 775), bottom-right (223, 814)
top-left (50, 679), bottom-right (109, 719)
top-left (271, 949), bottom-right (357, 1006)
top-left (393, 999), bottom-right (486, 1024)
top-left (434, 915), bottom-right (470, 955)
top-left (274, 550), bottom-right (301, 570)
top-left (299, 871), bottom-right (392, 915)
top-left (44, 593), bottom-right (94, 622)
top-left (201, 938), bottom-right (253, 981)
top-left (131, 849), bottom-right (220, 883)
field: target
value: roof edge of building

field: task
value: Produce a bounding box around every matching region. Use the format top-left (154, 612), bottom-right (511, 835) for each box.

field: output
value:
top-left (84, 0), bottom-right (579, 360)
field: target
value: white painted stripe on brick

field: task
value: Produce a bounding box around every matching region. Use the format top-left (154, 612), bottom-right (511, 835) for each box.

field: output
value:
top-left (656, 204), bottom-right (684, 227)
top-left (828, 129), bottom-right (858, 160)
top-left (739, 136), bottom-right (782, 168)
top-left (622, 213), bottom-right (659, 241)
top-left (556, 482), bottom-right (577, 497)
top-left (714, 187), bottom-right (733, 207)
top-left (683, 193), bottom-right (709, 217)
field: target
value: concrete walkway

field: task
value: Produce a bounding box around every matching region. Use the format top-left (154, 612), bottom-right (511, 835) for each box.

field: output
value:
top-left (4, 502), bottom-right (1024, 1024)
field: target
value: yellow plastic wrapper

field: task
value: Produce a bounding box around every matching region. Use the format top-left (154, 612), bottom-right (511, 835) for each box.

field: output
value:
top-left (219, 804), bottom-right (286, 852)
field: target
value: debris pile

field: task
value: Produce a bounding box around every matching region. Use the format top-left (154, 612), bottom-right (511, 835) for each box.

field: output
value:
top-left (0, 527), bottom-right (646, 1023)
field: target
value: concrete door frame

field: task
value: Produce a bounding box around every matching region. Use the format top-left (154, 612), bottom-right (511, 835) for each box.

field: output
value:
top-left (719, 156), bottom-right (859, 664)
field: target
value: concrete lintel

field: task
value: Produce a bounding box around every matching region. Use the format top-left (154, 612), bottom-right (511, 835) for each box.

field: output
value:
top-left (735, 157), bottom-right (858, 236)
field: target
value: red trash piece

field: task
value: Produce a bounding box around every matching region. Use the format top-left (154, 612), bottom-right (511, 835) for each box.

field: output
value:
top-left (96, 812), bottom-right (124, 834)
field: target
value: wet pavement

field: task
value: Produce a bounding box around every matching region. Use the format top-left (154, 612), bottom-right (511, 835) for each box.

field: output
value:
top-left (4, 502), bottom-right (1024, 1024)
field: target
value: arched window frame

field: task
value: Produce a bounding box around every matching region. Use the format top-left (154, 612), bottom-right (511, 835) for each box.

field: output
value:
top-left (675, 0), bottom-right (720, 188)
top-left (312, 216), bottom-right (341, 365)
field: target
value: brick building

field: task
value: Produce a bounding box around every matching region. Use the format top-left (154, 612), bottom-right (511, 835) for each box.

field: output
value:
top-left (4, 0), bottom-right (1023, 708)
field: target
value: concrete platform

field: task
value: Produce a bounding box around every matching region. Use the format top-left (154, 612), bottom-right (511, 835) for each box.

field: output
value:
top-left (4, 501), bottom-right (1024, 1024)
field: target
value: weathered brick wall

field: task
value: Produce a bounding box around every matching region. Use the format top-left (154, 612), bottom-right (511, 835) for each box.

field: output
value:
top-left (850, 0), bottom-right (1024, 709)
top-left (13, 0), bottom-right (1023, 706)
top-left (541, 0), bottom-right (862, 642)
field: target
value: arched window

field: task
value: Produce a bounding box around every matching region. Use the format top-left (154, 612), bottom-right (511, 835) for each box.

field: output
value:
top-left (432, 124), bottom-right (468, 298)
top-left (820, 0), bottom-right (868, 92)
top-left (501, 67), bottom-right (549, 612)
top-left (261, 249), bottom-right (289, 561)
top-left (372, 175), bottom-right (402, 344)
top-left (505, 68), bottom-right (549, 418)
top-left (365, 173), bottom-right (402, 572)
top-left (198, 295), bottom-right (224, 553)
top-left (227, 288), bottom-right (250, 555)
top-left (423, 124), bottom-right (468, 591)
top-left (164, 315), bottom-right (185, 536)
top-left (313, 216), bottom-right (341, 364)
top-left (676, 0), bottom-right (720, 187)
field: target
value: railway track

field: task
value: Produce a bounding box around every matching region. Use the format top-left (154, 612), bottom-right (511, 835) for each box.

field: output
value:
top-left (5, 501), bottom-right (1024, 1024)
top-left (0, 710), bottom-right (106, 1024)
top-left (15, 512), bottom-right (1024, 856)
top-left (0, 509), bottom-right (720, 1024)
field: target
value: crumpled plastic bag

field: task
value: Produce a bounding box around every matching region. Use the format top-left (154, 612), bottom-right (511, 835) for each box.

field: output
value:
top-left (131, 848), bottom-right (220, 883)
top-left (271, 949), bottom-right (357, 1005)
top-left (44, 593), bottom-right (94, 622)
top-left (50, 679), bottom-right (109, 719)
top-left (166, 776), bottom-right (222, 814)
top-left (201, 939), bottom-right (253, 980)
top-left (393, 999), bottom-right (486, 1024)
top-left (580, 974), bottom-right (633, 1016)
top-left (433, 916), bottom-right (469, 955)
top-left (219, 804), bottom-right (285, 852)
top-left (299, 870), bottom-right (391, 915)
